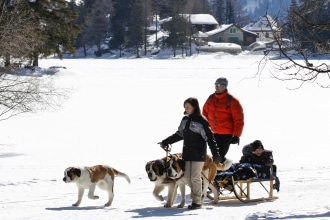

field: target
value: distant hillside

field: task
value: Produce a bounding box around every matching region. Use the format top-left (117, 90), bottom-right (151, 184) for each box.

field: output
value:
top-left (239, 0), bottom-right (290, 20)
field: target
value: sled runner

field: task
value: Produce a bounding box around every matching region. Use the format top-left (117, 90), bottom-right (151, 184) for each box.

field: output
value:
top-left (207, 163), bottom-right (279, 203)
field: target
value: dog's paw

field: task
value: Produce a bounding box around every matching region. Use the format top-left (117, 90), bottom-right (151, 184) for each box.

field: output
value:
top-left (164, 203), bottom-right (172, 208)
top-left (177, 204), bottom-right (184, 208)
top-left (72, 202), bottom-right (80, 206)
top-left (156, 195), bottom-right (164, 201)
top-left (88, 195), bottom-right (99, 200)
top-left (104, 202), bottom-right (112, 207)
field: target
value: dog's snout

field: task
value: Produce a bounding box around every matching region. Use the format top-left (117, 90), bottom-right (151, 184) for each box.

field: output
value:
top-left (63, 177), bottom-right (67, 182)
top-left (148, 172), bottom-right (152, 178)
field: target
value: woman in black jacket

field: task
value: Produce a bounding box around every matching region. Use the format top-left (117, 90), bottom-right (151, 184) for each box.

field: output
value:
top-left (159, 97), bottom-right (221, 210)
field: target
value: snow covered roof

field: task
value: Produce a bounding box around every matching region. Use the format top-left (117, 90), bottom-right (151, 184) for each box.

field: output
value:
top-left (192, 31), bottom-right (208, 38)
top-left (206, 24), bottom-right (233, 35)
top-left (161, 14), bottom-right (219, 26)
top-left (188, 14), bottom-right (218, 25)
top-left (243, 15), bottom-right (279, 31)
top-left (200, 42), bottom-right (241, 49)
top-left (205, 24), bottom-right (258, 37)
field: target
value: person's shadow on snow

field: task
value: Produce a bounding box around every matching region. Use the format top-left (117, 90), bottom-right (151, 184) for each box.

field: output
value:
top-left (126, 195), bottom-right (216, 218)
top-left (126, 206), bottom-right (198, 218)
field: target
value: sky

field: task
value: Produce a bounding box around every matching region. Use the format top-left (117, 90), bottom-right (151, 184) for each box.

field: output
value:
top-left (1, 51), bottom-right (330, 219)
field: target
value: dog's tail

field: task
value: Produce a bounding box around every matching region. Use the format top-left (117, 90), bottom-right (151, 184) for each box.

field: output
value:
top-left (116, 171), bottom-right (131, 184)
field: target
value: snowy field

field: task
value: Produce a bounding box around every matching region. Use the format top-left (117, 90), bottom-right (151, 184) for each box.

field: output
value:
top-left (1, 52), bottom-right (330, 219)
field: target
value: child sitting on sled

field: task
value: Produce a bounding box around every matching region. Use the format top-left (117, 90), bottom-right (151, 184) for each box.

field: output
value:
top-left (239, 140), bottom-right (280, 191)
top-left (240, 140), bottom-right (273, 166)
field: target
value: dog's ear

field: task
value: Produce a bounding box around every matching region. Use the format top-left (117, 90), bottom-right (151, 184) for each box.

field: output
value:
top-left (155, 159), bottom-right (165, 175)
top-left (145, 161), bottom-right (151, 171)
top-left (72, 168), bottom-right (81, 177)
top-left (179, 159), bottom-right (185, 171)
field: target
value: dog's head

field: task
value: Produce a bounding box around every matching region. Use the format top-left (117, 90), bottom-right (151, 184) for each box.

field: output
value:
top-left (145, 159), bottom-right (166, 181)
top-left (63, 167), bottom-right (81, 183)
top-left (167, 154), bottom-right (185, 179)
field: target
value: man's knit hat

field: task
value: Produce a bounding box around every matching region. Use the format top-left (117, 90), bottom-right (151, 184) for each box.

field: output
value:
top-left (251, 140), bottom-right (264, 151)
top-left (215, 77), bottom-right (228, 87)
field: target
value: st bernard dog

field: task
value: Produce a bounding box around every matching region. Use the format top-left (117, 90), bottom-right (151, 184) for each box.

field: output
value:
top-left (63, 165), bottom-right (130, 207)
top-left (166, 154), bottom-right (221, 204)
top-left (145, 153), bottom-right (186, 208)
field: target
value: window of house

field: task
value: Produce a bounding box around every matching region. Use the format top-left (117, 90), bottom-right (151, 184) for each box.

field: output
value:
top-left (246, 36), bottom-right (254, 43)
top-left (218, 36), bottom-right (222, 42)
top-left (229, 37), bottom-right (239, 43)
top-left (229, 28), bottom-right (236, 34)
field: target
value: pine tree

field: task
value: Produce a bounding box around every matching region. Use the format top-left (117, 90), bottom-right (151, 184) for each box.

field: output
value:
top-left (73, 0), bottom-right (97, 56)
top-left (152, 0), bottom-right (171, 19)
top-left (28, 0), bottom-right (81, 66)
top-left (165, 14), bottom-right (189, 57)
top-left (226, 0), bottom-right (235, 24)
top-left (163, 0), bottom-right (188, 56)
top-left (83, 0), bottom-right (113, 56)
top-left (292, 0), bottom-right (329, 53)
top-left (110, 0), bottom-right (132, 54)
top-left (284, 0), bottom-right (299, 41)
top-left (213, 0), bottom-right (226, 25)
top-left (126, 0), bottom-right (144, 58)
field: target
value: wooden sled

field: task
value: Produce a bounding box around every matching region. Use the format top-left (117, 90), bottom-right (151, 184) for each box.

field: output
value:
top-left (207, 176), bottom-right (278, 203)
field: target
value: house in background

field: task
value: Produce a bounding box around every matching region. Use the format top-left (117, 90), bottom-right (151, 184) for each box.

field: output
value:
top-left (187, 14), bottom-right (219, 32)
top-left (159, 14), bottom-right (219, 33)
top-left (206, 24), bottom-right (257, 50)
top-left (155, 14), bottom-right (259, 53)
top-left (243, 15), bottom-right (280, 42)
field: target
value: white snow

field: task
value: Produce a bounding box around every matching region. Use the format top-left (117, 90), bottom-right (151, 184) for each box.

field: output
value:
top-left (1, 52), bottom-right (330, 219)
top-left (189, 14), bottom-right (219, 25)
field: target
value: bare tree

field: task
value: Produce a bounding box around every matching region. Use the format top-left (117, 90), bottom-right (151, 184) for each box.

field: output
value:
top-left (261, 0), bottom-right (330, 88)
top-left (0, 0), bottom-right (45, 67)
top-left (0, 0), bottom-right (70, 120)
top-left (0, 71), bottom-right (71, 121)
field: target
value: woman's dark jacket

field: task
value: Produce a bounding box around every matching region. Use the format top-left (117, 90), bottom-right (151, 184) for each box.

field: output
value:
top-left (162, 113), bottom-right (219, 161)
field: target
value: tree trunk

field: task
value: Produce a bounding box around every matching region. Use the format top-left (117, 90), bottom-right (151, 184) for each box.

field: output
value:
top-left (32, 52), bottom-right (39, 66)
top-left (4, 55), bottom-right (10, 67)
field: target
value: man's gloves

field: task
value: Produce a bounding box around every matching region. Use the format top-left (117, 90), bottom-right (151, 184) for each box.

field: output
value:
top-left (212, 150), bottom-right (222, 164)
top-left (158, 142), bottom-right (170, 152)
top-left (213, 155), bottom-right (222, 164)
top-left (231, 136), bottom-right (240, 145)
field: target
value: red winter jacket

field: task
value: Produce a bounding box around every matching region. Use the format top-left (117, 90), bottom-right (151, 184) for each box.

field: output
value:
top-left (202, 90), bottom-right (244, 137)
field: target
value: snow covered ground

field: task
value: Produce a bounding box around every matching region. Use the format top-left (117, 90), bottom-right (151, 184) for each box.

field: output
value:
top-left (1, 52), bottom-right (330, 219)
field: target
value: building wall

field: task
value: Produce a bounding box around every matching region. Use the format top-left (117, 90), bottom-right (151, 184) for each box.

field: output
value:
top-left (208, 26), bottom-right (244, 45)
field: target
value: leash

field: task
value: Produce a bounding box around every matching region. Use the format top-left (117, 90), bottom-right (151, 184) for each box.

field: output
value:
top-left (159, 143), bottom-right (171, 154)
top-left (164, 144), bottom-right (172, 179)
top-left (159, 143), bottom-right (173, 181)
top-left (201, 171), bottom-right (213, 184)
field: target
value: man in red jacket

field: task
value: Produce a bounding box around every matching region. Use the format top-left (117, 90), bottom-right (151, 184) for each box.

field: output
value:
top-left (202, 77), bottom-right (244, 170)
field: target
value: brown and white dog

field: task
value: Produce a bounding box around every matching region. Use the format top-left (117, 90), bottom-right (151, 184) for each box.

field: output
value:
top-left (145, 153), bottom-right (186, 208)
top-left (166, 154), bottom-right (220, 204)
top-left (63, 165), bottom-right (130, 207)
